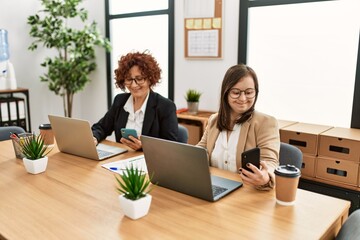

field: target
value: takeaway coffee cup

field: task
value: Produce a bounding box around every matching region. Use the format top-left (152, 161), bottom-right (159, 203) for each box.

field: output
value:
top-left (39, 123), bottom-right (54, 146)
top-left (274, 164), bottom-right (301, 206)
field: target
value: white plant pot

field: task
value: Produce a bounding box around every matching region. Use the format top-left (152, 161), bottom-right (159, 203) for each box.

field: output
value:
top-left (23, 156), bottom-right (48, 174)
top-left (119, 194), bottom-right (152, 220)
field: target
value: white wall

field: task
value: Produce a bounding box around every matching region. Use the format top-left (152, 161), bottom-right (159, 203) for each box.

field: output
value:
top-left (174, 0), bottom-right (239, 111)
top-left (0, 0), bottom-right (239, 132)
top-left (0, 0), bottom-right (108, 132)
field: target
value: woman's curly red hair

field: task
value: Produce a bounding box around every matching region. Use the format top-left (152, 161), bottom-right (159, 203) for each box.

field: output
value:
top-left (114, 51), bottom-right (162, 91)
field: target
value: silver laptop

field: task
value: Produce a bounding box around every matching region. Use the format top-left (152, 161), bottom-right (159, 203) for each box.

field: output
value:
top-left (48, 115), bottom-right (127, 160)
top-left (141, 135), bottom-right (242, 201)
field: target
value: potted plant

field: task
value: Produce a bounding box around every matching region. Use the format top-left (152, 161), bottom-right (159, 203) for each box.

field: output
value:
top-left (115, 165), bottom-right (155, 220)
top-left (27, 0), bottom-right (111, 117)
top-left (185, 89), bottom-right (202, 114)
top-left (20, 133), bottom-right (52, 174)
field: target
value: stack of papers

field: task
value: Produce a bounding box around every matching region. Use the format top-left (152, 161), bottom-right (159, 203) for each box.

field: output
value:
top-left (101, 155), bottom-right (147, 175)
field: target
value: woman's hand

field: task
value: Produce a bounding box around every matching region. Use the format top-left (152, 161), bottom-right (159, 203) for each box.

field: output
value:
top-left (120, 135), bottom-right (142, 151)
top-left (239, 161), bottom-right (270, 186)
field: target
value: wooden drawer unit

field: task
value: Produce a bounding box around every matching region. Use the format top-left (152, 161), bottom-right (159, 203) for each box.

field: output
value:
top-left (318, 127), bottom-right (360, 162)
top-left (301, 154), bottom-right (316, 177)
top-left (177, 110), bottom-right (214, 145)
top-left (277, 119), bottom-right (298, 129)
top-left (316, 156), bottom-right (359, 186)
top-left (179, 122), bottom-right (201, 145)
top-left (280, 123), bottom-right (333, 156)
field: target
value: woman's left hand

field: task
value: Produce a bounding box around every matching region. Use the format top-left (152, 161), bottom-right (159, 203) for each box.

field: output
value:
top-left (239, 161), bottom-right (270, 186)
top-left (120, 135), bottom-right (142, 151)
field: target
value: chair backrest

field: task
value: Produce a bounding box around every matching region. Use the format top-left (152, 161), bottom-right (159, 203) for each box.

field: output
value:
top-left (336, 209), bottom-right (360, 240)
top-left (177, 124), bottom-right (189, 143)
top-left (0, 126), bottom-right (26, 141)
top-left (279, 142), bottom-right (303, 170)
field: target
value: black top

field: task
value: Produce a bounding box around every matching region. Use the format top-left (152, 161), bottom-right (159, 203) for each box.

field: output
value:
top-left (92, 91), bottom-right (179, 143)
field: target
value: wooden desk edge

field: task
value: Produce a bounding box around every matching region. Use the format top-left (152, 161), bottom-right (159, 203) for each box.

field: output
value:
top-left (321, 205), bottom-right (350, 240)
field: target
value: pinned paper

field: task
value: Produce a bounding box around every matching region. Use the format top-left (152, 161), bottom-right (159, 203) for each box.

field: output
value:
top-left (212, 18), bottom-right (221, 29)
top-left (187, 30), bottom-right (219, 57)
top-left (203, 19), bottom-right (212, 29)
top-left (186, 19), bottom-right (194, 29)
top-left (194, 19), bottom-right (203, 29)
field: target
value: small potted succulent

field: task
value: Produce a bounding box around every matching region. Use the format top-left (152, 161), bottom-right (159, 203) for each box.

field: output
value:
top-left (115, 165), bottom-right (155, 220)
top-left (20, 133), bottom-right (52, 174)
top-left (185, 89), bottom-right (202, 114)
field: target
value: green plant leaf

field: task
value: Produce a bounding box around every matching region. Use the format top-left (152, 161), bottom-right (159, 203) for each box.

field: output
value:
top-left (20, 134), bottom-right (52, 160)
top-left (185, 89), bottom-right (202, 102)
top-left (114, 164), bottom-right (155, 201)
top-left (27, 0), bottom-right (111, 117)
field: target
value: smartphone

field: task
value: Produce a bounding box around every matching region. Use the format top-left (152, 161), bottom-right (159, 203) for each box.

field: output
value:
top-left (241, 147), bottom-right (260, 173)
top-left (121, 128), bottom-right (138, 140)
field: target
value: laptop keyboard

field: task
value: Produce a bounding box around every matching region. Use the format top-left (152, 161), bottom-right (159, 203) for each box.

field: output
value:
top-left (97, 149), bottom-right (114, 158)
top-left (212, 185), bottom-right (228, 197)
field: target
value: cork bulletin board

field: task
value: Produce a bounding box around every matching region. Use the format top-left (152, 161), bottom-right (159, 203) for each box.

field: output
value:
top-left (184, 0), bottom-right (223, 59)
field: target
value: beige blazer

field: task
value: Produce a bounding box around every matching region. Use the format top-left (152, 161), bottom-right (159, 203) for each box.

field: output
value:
top-left (197, 111), bottom-right (280, 188)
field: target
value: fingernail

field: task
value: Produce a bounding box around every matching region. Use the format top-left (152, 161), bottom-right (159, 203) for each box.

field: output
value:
top-left (246, 163), bottom-right (250, 167)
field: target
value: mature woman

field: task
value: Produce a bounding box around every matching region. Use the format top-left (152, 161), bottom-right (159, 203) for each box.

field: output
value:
top-left (197, 64), bottom-right (280, 190)
top-left (92, 51), bottom-right (178, 150)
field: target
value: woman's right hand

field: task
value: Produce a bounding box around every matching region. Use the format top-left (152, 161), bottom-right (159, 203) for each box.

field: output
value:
top-left (239, 161), bottom-right (270, 187)
top-left (120, 135), bottom-right (142, 151)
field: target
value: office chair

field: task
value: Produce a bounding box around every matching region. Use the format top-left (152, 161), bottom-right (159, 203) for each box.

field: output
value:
top-left (336, 209), bottom-right (360, 240)
top-left (279, 142), bottom-right (303, 170)
top-left (177, 124), bottom-right (189, 144)
top-left (0, 126), bottom-right (26, 141)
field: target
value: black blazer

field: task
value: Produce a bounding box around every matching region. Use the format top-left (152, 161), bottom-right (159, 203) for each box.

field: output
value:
top-left (92, 91), bottom-right (178, 143)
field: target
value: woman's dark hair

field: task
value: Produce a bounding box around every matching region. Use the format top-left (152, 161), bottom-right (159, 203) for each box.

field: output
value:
top-left (114, 50), bottom-right (162, 91)
top-left (217, 64), bottom-right (259, 131)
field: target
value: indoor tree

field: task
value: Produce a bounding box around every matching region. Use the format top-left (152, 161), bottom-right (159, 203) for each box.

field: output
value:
top-left (27, 0), bottom-right (111, 117)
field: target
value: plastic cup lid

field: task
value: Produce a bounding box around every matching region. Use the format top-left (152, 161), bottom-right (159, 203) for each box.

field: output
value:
top-left (39, 123), bottom-right (52, 130)
top-left (275, 164), bottom-right (301, 178)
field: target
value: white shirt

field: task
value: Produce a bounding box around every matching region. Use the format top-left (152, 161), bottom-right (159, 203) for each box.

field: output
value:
top-left (123, 92), bottom-right (150, 137)
top-left (210, 124), bottom-right (241, 173)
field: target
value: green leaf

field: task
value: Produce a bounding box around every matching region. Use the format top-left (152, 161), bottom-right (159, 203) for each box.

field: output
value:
top-left (20, 134), bottom-right (52, 160)
top-left (27, 0), bottom-right (111, 117)
top-left (114, 164), bottom-right (155, 201)
top-left (185, 89), bottom-right (202, 102)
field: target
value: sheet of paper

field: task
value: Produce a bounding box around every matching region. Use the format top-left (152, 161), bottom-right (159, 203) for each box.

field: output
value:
top-left (194, 19), bottom-right (203, 29)
top-left (185, 19), bottom-right (194, 29)
top-left (188, 29), bottom-right (219, 57)
top-left (203, 19), bottom-right (212, 29)
top-left (101, 155), bottom-right (147, 175)
top-left (212, 18), bottom-right (221, 28)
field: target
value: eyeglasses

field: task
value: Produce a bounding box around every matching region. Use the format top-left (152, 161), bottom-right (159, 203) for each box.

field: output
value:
top-left (124, 76), bottom-right (146, 86)
top-left (229, 88), bottom-right (256, 99)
